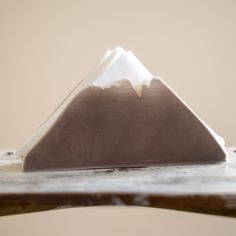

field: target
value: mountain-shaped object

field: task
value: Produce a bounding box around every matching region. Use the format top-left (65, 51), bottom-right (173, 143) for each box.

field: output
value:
top-left (19, 47), bottom-right (226, 171)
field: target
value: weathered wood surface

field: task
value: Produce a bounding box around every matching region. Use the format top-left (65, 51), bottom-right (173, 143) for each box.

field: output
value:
top-left (0, 147), bottom-right (236, 217)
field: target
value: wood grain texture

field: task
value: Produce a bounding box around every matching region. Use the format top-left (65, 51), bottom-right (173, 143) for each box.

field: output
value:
top-left (0, 147), bottom-right (236, 217)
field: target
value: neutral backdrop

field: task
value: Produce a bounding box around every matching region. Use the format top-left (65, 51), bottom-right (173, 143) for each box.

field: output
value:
top-left (0, 0), bottom-right (236, 235)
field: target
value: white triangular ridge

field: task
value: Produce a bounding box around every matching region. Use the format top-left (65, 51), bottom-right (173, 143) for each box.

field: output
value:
top-left (92, 48), bottom-right (153, 97)
top-left (16, 46), bottom-right (226, 159)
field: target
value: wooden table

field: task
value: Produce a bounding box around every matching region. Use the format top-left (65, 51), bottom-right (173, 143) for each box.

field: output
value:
top-left (0, 147), bottom-right (236, 217)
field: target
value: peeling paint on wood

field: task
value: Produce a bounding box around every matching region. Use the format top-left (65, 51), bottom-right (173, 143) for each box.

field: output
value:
top-left (0, 147), bottom-right (236, 217)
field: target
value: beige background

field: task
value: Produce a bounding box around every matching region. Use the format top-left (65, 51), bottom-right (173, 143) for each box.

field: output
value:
top-left (0, 0), bottom-right (236, 235)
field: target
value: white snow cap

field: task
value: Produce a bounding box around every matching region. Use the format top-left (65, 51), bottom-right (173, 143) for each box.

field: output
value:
top-left (90, 47), bottom-right (153, 97)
